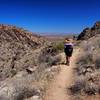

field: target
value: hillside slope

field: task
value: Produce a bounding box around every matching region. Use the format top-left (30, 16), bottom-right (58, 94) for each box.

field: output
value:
top-left (77, 21), bottom-right (100, 40)
top-left (69, 22), bottom-right (100, 100)
top-left (0, 24), bottom-right (44, 81)
top-left (0, 25), bottom-right (62, 100)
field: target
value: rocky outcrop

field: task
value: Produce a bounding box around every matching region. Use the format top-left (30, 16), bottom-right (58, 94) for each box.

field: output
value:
top-left (77, 21), bottom-right (100, 40)
top-left (0, 24), bottom-right (44, 48)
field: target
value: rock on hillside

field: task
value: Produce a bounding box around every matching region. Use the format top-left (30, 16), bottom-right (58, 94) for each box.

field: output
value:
top-left (77, 21), bottom-right (100, 40)
top-left (0, 24), bottom-right (44, 48)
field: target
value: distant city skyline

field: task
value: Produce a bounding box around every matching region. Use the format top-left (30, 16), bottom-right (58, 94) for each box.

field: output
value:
top-left (0, 0), bottom-right (100, 33)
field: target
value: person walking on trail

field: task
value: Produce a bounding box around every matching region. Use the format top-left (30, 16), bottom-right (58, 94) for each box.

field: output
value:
top-left (64, 38), bottom-right (73, 66)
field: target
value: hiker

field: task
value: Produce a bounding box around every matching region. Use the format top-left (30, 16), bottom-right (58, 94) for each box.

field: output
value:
top-left (64, 38), bottom-right (73, 66)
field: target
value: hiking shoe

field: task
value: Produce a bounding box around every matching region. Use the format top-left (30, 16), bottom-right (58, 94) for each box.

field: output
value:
top-left (65, 61), bottom-right (70, 66)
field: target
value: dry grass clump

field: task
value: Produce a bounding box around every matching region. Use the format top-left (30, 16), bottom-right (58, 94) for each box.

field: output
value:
top-left (69, 70), bottom-right (100, 96)
top-left (69, 79), bottom-right (86, 95)
top-left (52, 41), bottom-right (64, 51)
top-left (38, 45), bottom-right (62, 66)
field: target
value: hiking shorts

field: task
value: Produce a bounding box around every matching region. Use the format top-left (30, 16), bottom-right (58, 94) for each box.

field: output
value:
top-left (64, 45), bottom-right (73, 57)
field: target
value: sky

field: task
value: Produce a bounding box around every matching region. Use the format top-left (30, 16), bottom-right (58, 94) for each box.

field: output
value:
top-left (0, 0), bottom-right (100, 34)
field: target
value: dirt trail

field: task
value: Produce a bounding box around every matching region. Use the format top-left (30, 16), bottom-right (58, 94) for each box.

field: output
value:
top-left (44, 49), bottom-right (79, 100)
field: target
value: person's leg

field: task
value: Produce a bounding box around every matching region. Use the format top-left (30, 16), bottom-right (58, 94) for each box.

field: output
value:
top-left (68, 48), bottom-right (73, 65)
top-left (67, 56), bottom-right (70, 65)
top-left (66, 55), bottom-right (68, 64)
top-left (66, 56), bottom-right (70, 65)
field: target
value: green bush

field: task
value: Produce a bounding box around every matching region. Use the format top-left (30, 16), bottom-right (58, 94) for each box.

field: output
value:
top-left (52, 41), bottom-right (64, 52)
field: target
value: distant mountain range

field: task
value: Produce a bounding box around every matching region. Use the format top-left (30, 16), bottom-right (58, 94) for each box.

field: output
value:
top-left (40, 32), bottom-right (78, 36)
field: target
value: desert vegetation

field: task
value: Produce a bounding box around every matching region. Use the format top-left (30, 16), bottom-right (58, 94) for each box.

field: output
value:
top-left (69, 22), bottom-right (100, 100)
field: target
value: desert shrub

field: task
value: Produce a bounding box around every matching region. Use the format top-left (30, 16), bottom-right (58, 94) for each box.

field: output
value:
top-left (49, 55), bottom-right (61, 66)
top-left (38, 45), bottom-right (61, 66)
top-left (41, 45), bottom-right (58, 56)
top-left (69, 75), bottom-right (86, 95)
top-left (52, 41), bottom-right (64, 52)
top-left (76, 52), bottom-right (93, 66)
top-left (50, 55), bottom-right (61, 65)
top-left (15, 87), bottom-right (40, 100)
top-left (95, 57), bottom-right (100, 69)
top-left (38, 53), bottom-right (61, 66)
top-left (69, 71), bottom-right (100, 95)
top-left (69, 81), bottom-right (85, 95)
top-left (84, 71), bottom-right (100, 94)
top-left (75, 64), bottom-right (95, 75)
top-left (83, 83), bottom-right (98, 95)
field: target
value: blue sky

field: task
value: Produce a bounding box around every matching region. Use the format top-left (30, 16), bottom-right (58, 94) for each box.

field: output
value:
top-left (0, 0), bottom-right (100, 33)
